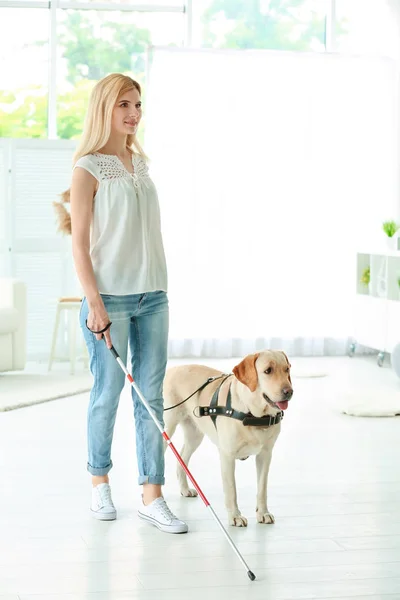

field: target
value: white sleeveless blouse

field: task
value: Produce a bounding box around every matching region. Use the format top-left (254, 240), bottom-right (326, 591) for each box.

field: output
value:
top-left (73, 152), bottom-right (168, 296)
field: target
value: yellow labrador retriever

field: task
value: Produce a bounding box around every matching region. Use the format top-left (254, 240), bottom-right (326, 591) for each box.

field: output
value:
top-left (163, 350), bottom-right (292, 527)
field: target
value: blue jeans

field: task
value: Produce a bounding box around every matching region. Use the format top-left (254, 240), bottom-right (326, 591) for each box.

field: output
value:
top-left (80, 291), bottom-right (169, 485)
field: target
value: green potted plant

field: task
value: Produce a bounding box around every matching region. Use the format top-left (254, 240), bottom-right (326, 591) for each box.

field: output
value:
top-left (360, 266), bottom-right (371, 294)
top-left (382, 220), bottom-right (399, 250)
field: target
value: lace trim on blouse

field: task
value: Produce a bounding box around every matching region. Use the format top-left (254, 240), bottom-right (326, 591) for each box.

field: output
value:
top-left (93, 153), bottom-right (151, 189)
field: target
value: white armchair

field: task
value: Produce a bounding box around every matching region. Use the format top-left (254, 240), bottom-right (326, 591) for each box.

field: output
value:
top-left (0, 278), bottom-right (27, 372)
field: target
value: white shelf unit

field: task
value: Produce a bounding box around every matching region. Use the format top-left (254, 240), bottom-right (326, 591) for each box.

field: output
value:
top-left (351, 251), bottom-right (400, 365)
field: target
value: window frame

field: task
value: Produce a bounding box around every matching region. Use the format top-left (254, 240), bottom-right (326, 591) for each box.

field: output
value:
top-left (0, 0), bottom-right (190, 138)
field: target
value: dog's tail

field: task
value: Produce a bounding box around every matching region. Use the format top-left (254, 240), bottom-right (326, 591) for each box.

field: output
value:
top-left (53, 188), bottom-right (71, 235)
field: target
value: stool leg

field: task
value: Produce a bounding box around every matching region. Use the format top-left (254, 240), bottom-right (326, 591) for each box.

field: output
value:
top-left (48, 305), bottom-right (61, 372)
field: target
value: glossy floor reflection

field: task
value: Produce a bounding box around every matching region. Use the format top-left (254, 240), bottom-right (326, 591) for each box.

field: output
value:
top-left (1, 355), bottom-right (399, 600)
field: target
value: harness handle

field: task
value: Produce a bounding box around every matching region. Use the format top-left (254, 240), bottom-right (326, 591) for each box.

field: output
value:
top-left (164, 374), bottom-right (231, 412)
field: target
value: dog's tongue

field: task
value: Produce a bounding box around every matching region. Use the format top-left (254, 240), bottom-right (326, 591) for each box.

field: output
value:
top-left (276, 401), bottom-right (289, 411)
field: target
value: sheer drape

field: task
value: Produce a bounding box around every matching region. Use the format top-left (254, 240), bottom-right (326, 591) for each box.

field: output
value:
top-left (145, 48), bottom-right (399, 357)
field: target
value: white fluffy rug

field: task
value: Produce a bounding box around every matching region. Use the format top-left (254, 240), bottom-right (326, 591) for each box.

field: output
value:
top-left (330, 358), bottom-right (400, 417)
top-left (340, 386), bottom-right (400, 417)
top-left (0, 366), bottom-right (92, 411)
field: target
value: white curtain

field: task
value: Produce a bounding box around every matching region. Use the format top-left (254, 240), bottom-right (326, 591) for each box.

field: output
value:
top-left (387, 0), bottom-right (400, 59)
top-left (145, 48), bottom-right (399, 358)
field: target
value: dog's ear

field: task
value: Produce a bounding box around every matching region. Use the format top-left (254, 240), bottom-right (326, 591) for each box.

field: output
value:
top-left (232, 353), bottom-right (260, 392)
top-left (280, 351), bottom-right (291, 368)
top-left (281, 351), bottom-right (292, 383)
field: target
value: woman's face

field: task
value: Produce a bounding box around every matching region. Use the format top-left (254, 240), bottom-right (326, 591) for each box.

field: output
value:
top-left (111, 87), bottom-right (142, 136)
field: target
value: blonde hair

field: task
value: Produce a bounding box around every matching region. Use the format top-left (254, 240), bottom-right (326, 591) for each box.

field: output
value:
top-left (54, 73), bottom-right (146, 235)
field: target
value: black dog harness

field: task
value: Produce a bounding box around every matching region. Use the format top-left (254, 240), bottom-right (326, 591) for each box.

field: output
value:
top-left (196, 375), bottom-right (284, 429)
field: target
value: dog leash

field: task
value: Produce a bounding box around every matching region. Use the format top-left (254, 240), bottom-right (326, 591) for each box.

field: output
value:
top-left (163, 374), bottom-right (232, 412)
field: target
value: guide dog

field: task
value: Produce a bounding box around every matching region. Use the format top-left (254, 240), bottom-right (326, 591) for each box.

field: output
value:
top-left (163, 351), bottom-right (293, 526)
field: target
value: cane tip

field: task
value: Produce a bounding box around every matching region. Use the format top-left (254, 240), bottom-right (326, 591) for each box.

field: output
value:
top-left (248, 570), bottom-right (256, 581)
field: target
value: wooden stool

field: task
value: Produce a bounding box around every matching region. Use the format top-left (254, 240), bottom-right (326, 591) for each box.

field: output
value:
top-left (48, 297), bottom-right (88, 375)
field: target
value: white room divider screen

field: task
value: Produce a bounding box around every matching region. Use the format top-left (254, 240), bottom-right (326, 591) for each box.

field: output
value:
top-left (0, 139), bottom-right (76, 360)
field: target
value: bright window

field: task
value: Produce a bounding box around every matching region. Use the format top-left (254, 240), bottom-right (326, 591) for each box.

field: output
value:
top-left (0, 8), bottom-right (49, 138)
top-left (192, 0), bottom-right (329, 52)
top-left (56, 9), bottom-right (185, 140)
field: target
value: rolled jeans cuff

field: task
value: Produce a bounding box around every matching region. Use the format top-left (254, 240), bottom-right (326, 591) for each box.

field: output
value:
top-left (87, 461), bottom-right (113, 476)
top-left (138, 475), bottom-right (165, 485)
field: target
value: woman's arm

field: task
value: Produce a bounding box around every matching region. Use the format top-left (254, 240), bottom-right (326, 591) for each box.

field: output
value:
top-left (70, 167), bottom-right (112, 348)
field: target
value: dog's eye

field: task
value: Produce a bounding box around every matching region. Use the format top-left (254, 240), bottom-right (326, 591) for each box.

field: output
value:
top-left (285, 367), bottom-right (290, 373)
top-left (265, 367), bottom-right (272, 375)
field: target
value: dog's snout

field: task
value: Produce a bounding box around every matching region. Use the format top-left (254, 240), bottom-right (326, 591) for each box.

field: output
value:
top-left (282, 387), bottom-right (293, 400)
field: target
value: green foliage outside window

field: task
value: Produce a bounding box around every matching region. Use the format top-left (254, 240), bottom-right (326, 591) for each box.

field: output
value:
top-left (0, 1), bottom-right (333, 140)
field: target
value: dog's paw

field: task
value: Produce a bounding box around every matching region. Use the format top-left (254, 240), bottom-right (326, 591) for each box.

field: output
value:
top-left (256, 510), bottom-right (275, 524)
top-left (180, 488), bottom-right (198, 498)
top-left (229, 514), bottom-right (248, 527)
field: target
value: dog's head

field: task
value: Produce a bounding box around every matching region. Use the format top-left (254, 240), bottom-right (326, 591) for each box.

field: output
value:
top-left (232, 350), bottom-right (293, 417)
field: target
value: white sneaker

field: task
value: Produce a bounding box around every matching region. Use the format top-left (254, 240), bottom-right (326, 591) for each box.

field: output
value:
top-left (91, 483), bottom-right (117, 521)
top-left (138, 497), bottom-right (188, 534)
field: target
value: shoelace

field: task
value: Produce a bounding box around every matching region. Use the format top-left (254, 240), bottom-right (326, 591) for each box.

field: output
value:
top-left (156, 499), bottom-right (177, 522)
top-left (99, 485), bottom-right (113, 507)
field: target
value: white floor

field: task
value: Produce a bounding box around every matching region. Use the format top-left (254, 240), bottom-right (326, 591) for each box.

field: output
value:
top-left (1, 355), bottom-right (400, 600)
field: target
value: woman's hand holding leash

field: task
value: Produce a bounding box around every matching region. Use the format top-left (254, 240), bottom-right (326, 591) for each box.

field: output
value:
top-left (86, 302), bottom-right (112, 348)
